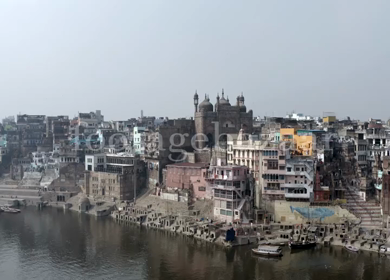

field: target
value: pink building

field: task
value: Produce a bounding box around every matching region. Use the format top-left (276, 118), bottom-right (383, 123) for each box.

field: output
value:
top-left (164, 163), bottom-right (210, 199)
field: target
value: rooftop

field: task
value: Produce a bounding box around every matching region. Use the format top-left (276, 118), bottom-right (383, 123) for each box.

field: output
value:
top-left (167, 162), bottom-right (209, 168)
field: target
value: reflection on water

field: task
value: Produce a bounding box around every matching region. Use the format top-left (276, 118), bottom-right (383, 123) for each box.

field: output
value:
top-left (0, 207), bottom-right (389, 280)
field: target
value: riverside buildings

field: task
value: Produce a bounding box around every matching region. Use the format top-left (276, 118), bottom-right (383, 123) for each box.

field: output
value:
top-left (5, 93), bottom-right (390, 229)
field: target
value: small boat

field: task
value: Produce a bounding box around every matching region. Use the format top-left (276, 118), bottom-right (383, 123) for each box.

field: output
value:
top-left (0, 206), bottom-right (21, 213)
top-left (344, 244), bottom-right (359, 252)
top-left (252, 245), bottom-right (283, 257)
top-left (289, 240), bottom-right (316, 249)
top-left (379, 246), bottom-right (390, 254)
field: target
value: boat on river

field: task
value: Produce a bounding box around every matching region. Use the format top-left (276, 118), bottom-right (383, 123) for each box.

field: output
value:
top-left (252, 245), bottom-right (283, 257)
top-left (0, 206), bottom-right (21, 213)
top-left (344, 244), bottom-right (359, 252)
top-left (289, 240), bottom-right (316, 249)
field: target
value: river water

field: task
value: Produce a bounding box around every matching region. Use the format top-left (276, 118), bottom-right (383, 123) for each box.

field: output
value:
top-left (0, 207), bottom-right (390, 280)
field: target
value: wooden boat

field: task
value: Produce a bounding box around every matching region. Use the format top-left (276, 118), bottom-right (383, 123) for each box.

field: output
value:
top-left (289, 240), bottom-right (316, 249)
top-left (344, 244), bottom-right (359, 252)
top-left (252, 245), bottom-right (283, 257)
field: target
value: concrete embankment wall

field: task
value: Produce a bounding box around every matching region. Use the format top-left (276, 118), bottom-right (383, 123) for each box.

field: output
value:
top-left (271, 200), bottom-right (357, 224)
top-left (0, 186), bottom-right (42, 206)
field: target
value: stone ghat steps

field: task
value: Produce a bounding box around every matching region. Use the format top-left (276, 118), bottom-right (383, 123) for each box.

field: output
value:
top-left (346, 203), bottom-right (380, 208)
top-left (360, 222), bottom-right (383, 227)
top-left (351, 210), bottom-right (382, 215)
top-left (343, 188), bottom-right (383, 227)
top-left (359, 214), bottom-right (382, 218)
top-left (136, 195), bottom-right (190, 216)
top-left (0, 188), bottom-right (41, 197)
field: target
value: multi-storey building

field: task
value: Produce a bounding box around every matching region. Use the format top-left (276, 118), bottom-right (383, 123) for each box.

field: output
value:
top-left (284, 157), bottom-right (314, 201)
top-left (133, 126), bottom-right (146, 155)
top-left (46, 116), bottom-right (69, 135)
top-left (205, 163), bottom-right (253, 224)
top-left (77, 110), bottom-right (104, 136)
top-left (17, 114), bottom-right (46, 156)
top-left (228, 129), bottom-right (316, 205)
top-left (227, 134), bottom-right (289, 206)
top-left (84, 153), bottom-right (145, 201)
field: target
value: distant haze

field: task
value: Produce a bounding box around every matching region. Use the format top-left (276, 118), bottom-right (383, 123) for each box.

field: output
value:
top-left (0, 0), bottom-right (389, 121)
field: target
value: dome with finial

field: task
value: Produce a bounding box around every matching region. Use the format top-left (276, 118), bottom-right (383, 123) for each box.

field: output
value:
top-left (218, 89), bottom-right (231, 106)
top-left (239, 92), bottom-right (245, 102)
top-left (199, 94), bottom-right (213, 112)
top-left (193, 90), bottom-right (198, 100)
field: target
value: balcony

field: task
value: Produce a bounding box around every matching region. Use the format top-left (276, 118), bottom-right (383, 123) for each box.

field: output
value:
top-left (285, 192), bottom-right (310, 199)
top-left (262, 189), bottom-right (284, 196)
top-left (366, 134), bottom-right (387, 139)
top-left (282, 183), bottom-right (312, 190)
top-left (207, 174), bottom-right (241, 180)
top-left (212, 184), bottom-right (237, 191)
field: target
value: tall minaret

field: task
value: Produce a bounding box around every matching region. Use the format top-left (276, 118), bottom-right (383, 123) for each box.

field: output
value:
top-left (216, 92), bottom-right (220, 112)
top-left (193, 90), bottom-right (199, 112)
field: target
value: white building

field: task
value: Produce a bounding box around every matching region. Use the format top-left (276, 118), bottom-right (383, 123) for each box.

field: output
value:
top-left (284, 158), bottom-right (314, 200)
top-left (285, 112), bottom-right (313, 121)
top-left (85, 152), bottom-right (136, 172)
top-left (133, 127), bottom-right (146, 155)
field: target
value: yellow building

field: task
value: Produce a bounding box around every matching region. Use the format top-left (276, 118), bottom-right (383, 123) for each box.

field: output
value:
top-left (280, 128), bottom-right (313, 156)
top-left (323, 116), bottom-right (336, 123)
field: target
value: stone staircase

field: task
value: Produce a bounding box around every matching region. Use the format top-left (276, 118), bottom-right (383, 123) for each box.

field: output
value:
top-left (135, 195), bottom-right (190, 216)
top-left (0, 186), bottom-right (42, 206)
top-left (344, 187), bottom-right (382, 227)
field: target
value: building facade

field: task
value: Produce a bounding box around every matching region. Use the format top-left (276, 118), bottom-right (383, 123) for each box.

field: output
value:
top-left (164, 162), bottom-right (210, 199)
top-left (205, 164), bottom-right (253, 224)
top-left (193, 90), bottom-right (253, 150)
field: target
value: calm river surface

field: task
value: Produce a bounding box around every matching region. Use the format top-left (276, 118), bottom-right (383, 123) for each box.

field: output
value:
top-left (1, 207), bottom-right (390, 280)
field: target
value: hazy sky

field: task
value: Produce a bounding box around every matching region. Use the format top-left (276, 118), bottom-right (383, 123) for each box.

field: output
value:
top-left (1, 1), bottom-right (389, 121)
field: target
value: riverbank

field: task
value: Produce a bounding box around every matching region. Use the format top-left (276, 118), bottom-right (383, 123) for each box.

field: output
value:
top-left (107, 195), bottom-right (390, 255)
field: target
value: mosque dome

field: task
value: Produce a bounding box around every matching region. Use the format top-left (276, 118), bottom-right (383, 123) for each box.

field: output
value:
top-left (199, 95), bottom-right (213, 112)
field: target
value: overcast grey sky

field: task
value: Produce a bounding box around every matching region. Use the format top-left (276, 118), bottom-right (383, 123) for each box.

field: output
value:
top-left (0, 0), bottom-right (389, 121)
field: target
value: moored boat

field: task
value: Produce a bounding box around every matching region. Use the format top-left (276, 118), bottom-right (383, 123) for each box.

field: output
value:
top-left (288, 240), bottom-right (316, 249)
top-left (344, 244), bottom-right (359, 252)
top-left (252, 245), bottom-right (283, 257)
top-left (0, 206), bottom-right (21, 213)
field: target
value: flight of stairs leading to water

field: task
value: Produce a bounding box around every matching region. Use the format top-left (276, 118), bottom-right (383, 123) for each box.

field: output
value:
top-left (344, 187), bottom-right (382, 227)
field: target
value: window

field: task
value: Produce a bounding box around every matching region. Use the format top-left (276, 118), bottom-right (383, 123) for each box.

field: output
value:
top-left (226, 201), bottom-right (232, 209)
top-left (198, 186), bottom-right (206, 191)
top-left (287, 167), bottom-right (292, 172)
top-left (268, 160), bottom-right (278, 170)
